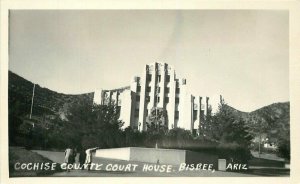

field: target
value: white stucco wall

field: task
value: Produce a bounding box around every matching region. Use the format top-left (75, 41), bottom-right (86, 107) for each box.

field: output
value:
top-left (95, 147), bottom-right (131, 161)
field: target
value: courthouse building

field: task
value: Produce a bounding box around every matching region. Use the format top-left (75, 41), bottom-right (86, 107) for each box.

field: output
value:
top-left (93, 62), bottom-right (214, 133)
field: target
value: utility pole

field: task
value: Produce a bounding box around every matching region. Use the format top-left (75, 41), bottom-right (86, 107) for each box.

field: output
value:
top-left (155, 82), bottom-right (159, 148)
top-left (259, 130), bottom-right (261, 158)
top-left (30, 83), bottom-right (35, 119)
top-left (156, 86), bottom-right (159, 132)
top-left (30, 83), bottom-right (35, 128)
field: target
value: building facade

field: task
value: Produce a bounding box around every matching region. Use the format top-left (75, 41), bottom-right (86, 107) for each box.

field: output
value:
top-left (93, 62), bottom-right (213, 133)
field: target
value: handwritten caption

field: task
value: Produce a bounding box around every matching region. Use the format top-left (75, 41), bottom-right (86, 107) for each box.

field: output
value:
top-left (14, 162), bottom-right (219, 173)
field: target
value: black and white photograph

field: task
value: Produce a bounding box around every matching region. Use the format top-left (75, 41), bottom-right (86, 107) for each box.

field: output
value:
top-left (2, 1), bottom-right (299, 182)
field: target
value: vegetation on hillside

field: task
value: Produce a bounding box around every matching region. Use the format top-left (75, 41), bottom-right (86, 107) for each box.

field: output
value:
top-left (9, 71), bottom-right (93, 117)
top-left (247, 102), bottom-right (290, 159)
top-left (8, 71), bottom-right (93, 146)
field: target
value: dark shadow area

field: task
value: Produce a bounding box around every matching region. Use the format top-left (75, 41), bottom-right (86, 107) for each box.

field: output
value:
top-left (245, 168), bottom-right (290, 176)
top-left (249, 157), bottom-right (285, 168)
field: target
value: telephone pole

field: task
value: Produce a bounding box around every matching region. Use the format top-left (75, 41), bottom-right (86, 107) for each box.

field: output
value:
top-left (30, 83), bottom-right (35, 120)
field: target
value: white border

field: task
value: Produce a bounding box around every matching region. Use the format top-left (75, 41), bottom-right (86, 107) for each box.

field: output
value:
top-left (1, 0), bottom-right (300, 184)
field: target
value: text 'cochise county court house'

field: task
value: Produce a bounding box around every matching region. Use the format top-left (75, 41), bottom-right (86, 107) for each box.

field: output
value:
top-left (93, 62), bottom-right (219, 133)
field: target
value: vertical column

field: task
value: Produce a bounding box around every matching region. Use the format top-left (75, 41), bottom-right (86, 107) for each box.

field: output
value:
top-left (151, 63), bottom-right (158, 107)
top-left (167, 67), bottom-right (175, 129)
top-left (160, 63), bottom-right (166, 108)
top-left (129, 77), bottom-right (138, 128)
top-left (198, 96), bottom-right (201, 134)
top-left (100, 90), bottom-right (104, 105)
top-left (193, 96), bottom-right (200, 133)
top-left (179, 80), bottom-right (191, 130)
top-left (178, 80), bottom-right (182, 128)
top-left (190, 95), bottom-right (195, 132)
top-left (138, 66), bottom-right (148, 131)
top-left (93, 89), bottom-right (102, 105)
top-left (199, 97), bottom-right (203, 134)
top-left (203, 97), bottom-right (207, 116)
top-left (109, 91), bottom-right (113, 105)
top-left (111, 92), bottom-right (118, 105)
top-left (206, 97), bottom-right (210, 116)
top-left (119, 90), bottom-right (132, 128)
top-left (116, 92), bottom-right (119, 106)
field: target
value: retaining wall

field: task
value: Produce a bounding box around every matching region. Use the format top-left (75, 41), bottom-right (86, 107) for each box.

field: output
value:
top-left (95, 147), bottom-right (218, 167)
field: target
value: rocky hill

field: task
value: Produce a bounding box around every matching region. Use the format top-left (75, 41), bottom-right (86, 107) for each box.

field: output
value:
top-left (224, 101), bottom-right (289, 146)
top-left (249, 102), bottom-right (290, 141)
top-left (226, 102), bottom-right (289, 127)
top-left (8, 71), bottom-right (94, 120)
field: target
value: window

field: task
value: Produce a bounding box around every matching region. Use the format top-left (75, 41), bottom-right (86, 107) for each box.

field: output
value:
top-left (176, 88), bottom-right (180, 94)
top-left (165, 97), bottom-right (169, 103)
top-left (166, 75), bottom-right (170, 82)
top-left (156, 87), bottom-right (160, 93)
top-left (137, 86), bottom-right (141, 92)
top-left (146, 86), bottom-right (151, 92)
top-left (165, 87), bottom-right (170, 93)
top-left (157, 75), bottom-right (161, 82)
top-left (175, 111), bottom-right (179, 119)
top-left (136, 95), bottom-right (140, 102)
top-left (156, 97), bottom-right (160, 103)
top-left (193, 110), bottom-right (197, 120)
top-left (146, 74), bottom-right (152, 82)
top-left (146, 96), bottom-right (150, 102)
top-left (155, 96), bottom-right (160, 103)
top-left (175, 97), bottom-right (179, 104)
top-left (135, 109), bottom-right (139, 117)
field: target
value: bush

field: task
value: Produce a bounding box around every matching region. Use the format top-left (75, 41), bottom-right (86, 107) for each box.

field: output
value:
top-left (277, 139), bottom-right (290, 160)
top-left (217, 143), bottom-right (252, 163)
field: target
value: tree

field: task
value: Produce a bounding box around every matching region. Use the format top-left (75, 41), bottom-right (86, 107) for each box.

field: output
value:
top-left (146, 107), bottom-right (168, 134)
top-left (164, 128), bottom-right (193, 148)
top-left (144, 107), bottom-right (169, 147)
top-left (246, 115), bottom-right (268, 156)
top-left (198, 105), bottom-right (216, 141)
top-left (212, 100), bottom-right (253, 162)
top-left (63, 98), bottom-right (124, 149)
top-left (246, 103), bottom-right (290, 160)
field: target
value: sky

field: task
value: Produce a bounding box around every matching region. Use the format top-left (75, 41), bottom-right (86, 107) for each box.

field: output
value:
top-left (9, 10), bottom-right (289, 112)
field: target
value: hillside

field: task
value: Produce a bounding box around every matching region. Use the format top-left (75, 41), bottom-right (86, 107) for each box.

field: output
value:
top-left (8, 71), bottom-right (94, 120)
top-left (226, 102), bottom-right (289, 139)
top-left (224, 104), bottom-right (249, 119)
top-left (249, 102), bottom-right (290, 141)
top-left (250, 102), bottom-right (289, 124)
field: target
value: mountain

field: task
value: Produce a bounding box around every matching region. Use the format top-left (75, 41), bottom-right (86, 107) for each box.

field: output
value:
top-left (249, 102), bottom-right (290, 140)
top-left (8, 71), bottom-right (94, 120)
top-left (250, 102), bottom-right (289, 123)
top-left (226, 102), bottom-right (290, 144)
top-left (224, 104), bottom-right (249, 119)
top-left (226, 102), bottom-right (289, 124)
